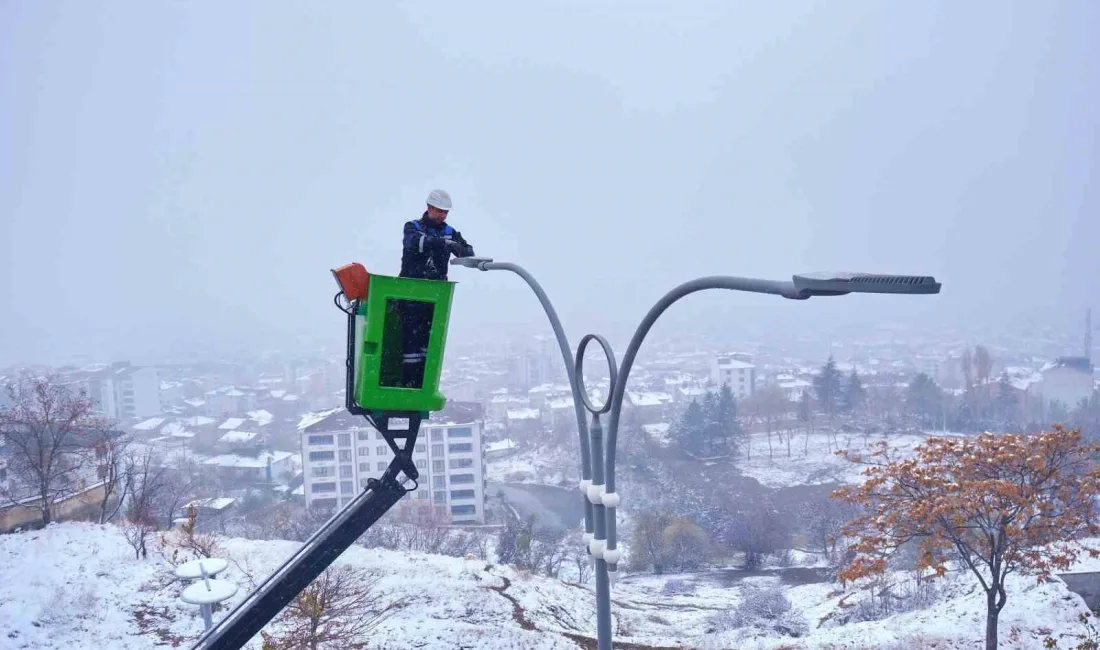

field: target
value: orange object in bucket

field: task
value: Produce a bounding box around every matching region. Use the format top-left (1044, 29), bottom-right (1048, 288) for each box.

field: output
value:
top-left (332, 263), bottom-right (371, 301)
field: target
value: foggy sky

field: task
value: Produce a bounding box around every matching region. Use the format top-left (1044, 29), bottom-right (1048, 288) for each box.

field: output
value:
top-left (2, 1), bottom-right (1098, 367)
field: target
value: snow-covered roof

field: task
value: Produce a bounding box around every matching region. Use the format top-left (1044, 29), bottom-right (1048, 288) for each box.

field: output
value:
top-left (247, 410), bottom-right (274, 427)
top-left (184, 398), bottom-right (206, 408)
top-left (181, 416), bottom-right (217, 427)
top-left (270, 390), bottom-right (287, 399)
top-left (218, 418), bottom-right (245, 430)
top-left (506, 409), bottom-right (540, 420)
top-left (297, 408), bottom-right (344, 431)
top-left (202, 451), bottom-right (294, 469)
top-left (218, 430), bottom-right (259, 444)
top-left (547, 398), bottom-right (574, 410)
top-left (184, 497), bottom-right (236, 511)
top-left (282, 394), bottom-right (300, 402)
top-left (132, 417), bottom-right (166, 431)
top-left (715, 358), bottom-right (755, 370)
top-left (627, 391), bottom-right (672, 407)
top-left (485, 439), bottom-right (517, 453)
top-left (642, 423), bottom-right (670, 435)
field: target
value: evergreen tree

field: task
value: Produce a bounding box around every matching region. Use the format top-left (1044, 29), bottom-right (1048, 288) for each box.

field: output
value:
top-left (672, 399), bottom-right (707, 456)
top-left (840, 370), bottom-right (866, 414)
top-left (813, 356), bottom-right (842, 416)
top-left (715, 384), bottom-right (741, 454)
top-left (797, 390), bottom-right (813, 423)
top-left (995, 373), bottom-right (1019, 428)
top-left (906, 373), bottom-right (941, 426)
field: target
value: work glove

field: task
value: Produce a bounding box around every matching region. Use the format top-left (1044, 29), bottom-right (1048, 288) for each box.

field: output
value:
top-left (445, 239), bottom-right (464, 255)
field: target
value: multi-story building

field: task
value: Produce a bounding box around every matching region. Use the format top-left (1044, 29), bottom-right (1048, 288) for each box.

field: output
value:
top-left (299, 407), bottom-right (487, 524)
top-left (710, 353), bottom-right (756, 399)
top-left (68, 361), bottom-right (161, 421)
top-left (1041, 356), bottom-right (1095, 415)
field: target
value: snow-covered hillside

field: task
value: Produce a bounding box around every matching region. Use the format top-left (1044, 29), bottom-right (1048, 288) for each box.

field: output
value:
top-left (0, 523), bottom-right (1094, 649)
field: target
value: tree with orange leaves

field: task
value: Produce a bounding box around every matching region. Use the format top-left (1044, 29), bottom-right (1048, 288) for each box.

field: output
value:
top-left (833, 426), bottom-right (1100, 650)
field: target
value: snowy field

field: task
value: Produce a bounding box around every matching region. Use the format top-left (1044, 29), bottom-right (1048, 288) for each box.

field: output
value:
top-left (0, 523), bottom-right (1094, 649)
top-left (485, 445), bottom-right (578, 487)
top-left (736, 430), bottom-right (967, 489)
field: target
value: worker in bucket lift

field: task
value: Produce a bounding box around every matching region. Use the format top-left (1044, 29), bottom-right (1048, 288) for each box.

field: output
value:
top-left (397, 189), bottom-right (475, 387)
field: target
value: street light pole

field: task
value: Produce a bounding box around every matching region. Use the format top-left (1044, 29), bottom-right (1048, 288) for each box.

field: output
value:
top-left (451, 258), bottom-right (597, 545)
top-left (453, 259), bottom-right (941, 650)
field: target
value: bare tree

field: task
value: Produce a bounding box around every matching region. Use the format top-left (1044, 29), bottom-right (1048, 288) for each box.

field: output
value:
top-left (155, 454), bottom-right (203, 528)
top-left (95, 430), bottom-right (132, 524)
top-left (260, 565), bottom-right (405, 650)
top-left (722, 500), bottom-right (791, 570)
top-left (0, 373), bottom-right (105, 526)
top-left (123, 447), bottom-right (170, 559)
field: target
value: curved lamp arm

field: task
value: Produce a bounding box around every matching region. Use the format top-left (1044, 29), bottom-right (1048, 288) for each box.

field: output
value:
top-left (604, 276), bottom-right (798, 492)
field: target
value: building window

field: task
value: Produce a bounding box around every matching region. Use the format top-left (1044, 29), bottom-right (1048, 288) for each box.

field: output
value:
top-left (449, 458), bottom-right (473, 469)
top-left (358, 447), bottom-right (369, 456)
top-left (451, 504), bottom-right (476, 516)
top-left (415, 459), bottom-right (427, 469)
top-left (309, 451), bottom-right (335, 462)
top-left (431, 444), bottom-right (444, 456)
top-left (313, 482), bottom-right (337, 493)
top-left (433, 491), bottom-right (447, 504)
top-left (360, 478), bottom-right (370, 488)
top-left (311, 498), bottom-right (338, 510)
top-left (340, 465), bottom-right (352, 478)
top-left (417, 490), bottom-right (428, 500)
top-left (432, 430), bottom-right (444, 441)
top-left (450, 489), bottom-right (475, 500)
top-left (433, 476), bottom-right (446, 489)
top-left (377, 462), bottom-right (387, 471)
top-left (415, 443), bottom-right (426, 453)
top-left (376, 446), bottom-right (388, 456)
top-left (338, 433), bottom-right (351, 447)
top-left (432, 460), bottom-right (445, 473)
top-left (308, 435), bottom-right (334, 446)
top-left (448, 427), bottom-right (473, 438)
top-left (359, 462), bottom-right (369, 473)
top-left (339, 450), bottom-right (352, 462)
top-left (448, 443), bottom-right (473, 454)
top-left (340, 481), bottom-right (354, 494)
top-left (450, 473), bottom-right (475, 485)
top-left (357, 431), bottom-right (370, 441)
top-left (311, 466), bottom-right (333, 478)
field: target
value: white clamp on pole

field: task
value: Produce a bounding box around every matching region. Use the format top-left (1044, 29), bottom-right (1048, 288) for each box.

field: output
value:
top-left (586, 483), bottom-right (604, 505)
top-left (588, 537), bottom-right (607, 559)
top-left (601, 491), bottom-right (620, 509)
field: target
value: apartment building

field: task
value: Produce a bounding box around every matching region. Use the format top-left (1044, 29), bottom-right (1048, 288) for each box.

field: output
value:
top-left (67, 362), bottom-right (161, 421)
top-left (710, 353), bottom-right (756, 399)
top-left (299, 408), bottom-right (487, 524)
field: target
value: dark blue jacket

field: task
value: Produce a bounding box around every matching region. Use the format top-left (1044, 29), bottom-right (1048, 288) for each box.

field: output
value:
top-left (399, 214), bottom-right (475, 281)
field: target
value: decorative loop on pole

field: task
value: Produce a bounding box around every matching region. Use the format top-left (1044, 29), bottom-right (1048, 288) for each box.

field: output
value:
top-left (575, 333), bottom-right (618, 415)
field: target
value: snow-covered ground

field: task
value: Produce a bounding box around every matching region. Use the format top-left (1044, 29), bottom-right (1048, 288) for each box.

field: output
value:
top-left (0, 523), bottom-right (1093, 649)
top-left (485, 445), bottom-right (577, 487)
top-left (737, 430), bottom-right (967, 489)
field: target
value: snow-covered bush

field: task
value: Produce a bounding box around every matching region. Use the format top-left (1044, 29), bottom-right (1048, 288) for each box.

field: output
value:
top-left (711, 584), bottom-right (808, 638)
top-left (660, 578), bottom-right (695, 596)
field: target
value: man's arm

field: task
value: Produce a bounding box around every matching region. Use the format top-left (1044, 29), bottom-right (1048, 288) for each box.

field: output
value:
top-left (449, 229), bottom-right (475, 258)
top-left (403, 221), bottom-right (447, 253)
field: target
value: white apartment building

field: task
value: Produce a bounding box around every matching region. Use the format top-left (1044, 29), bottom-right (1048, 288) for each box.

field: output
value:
top-left (300, 410), bottom-right (487, 525)
top-left (69, 362), bottom-right (161, 421)
top-left (710, 353), bottom-right (757, 399)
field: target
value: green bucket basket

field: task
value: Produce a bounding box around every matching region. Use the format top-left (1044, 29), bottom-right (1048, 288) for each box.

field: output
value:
top-left (352, 274), bottom-right (455, 413)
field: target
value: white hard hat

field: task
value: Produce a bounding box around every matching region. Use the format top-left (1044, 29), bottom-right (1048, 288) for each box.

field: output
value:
top-left (426, 189), bottom-right (452, 211)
